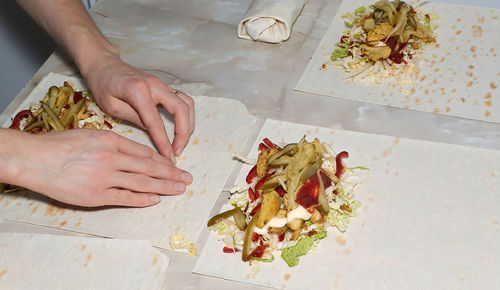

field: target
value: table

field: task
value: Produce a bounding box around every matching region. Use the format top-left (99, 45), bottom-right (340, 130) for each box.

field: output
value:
top-left (1, 0), bottom-right (499, 289)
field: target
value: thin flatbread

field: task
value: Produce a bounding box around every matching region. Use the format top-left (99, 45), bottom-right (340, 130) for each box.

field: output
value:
top-left (295, 0), bottom-right (500, 122)
top-left (0, 233), bottom-right (169, 289)
top-left (194, 118), bottom-right (500, 289)
top-left (0, 73), bottom-right (258, 251)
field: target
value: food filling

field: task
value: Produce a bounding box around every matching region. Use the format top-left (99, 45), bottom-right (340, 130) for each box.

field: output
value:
top-left (208, 136), bottom-right (366, 266)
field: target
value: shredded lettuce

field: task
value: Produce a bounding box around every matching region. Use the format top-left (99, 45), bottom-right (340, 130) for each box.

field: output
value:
top-left (249, 254), bottom-right (275, 265)
top-left (331, 48), bottom-right (349, 61)
top-left (281, 230), bottom-right (327, 267)
top-left (213, 221), bottom-right (230, 236)
top-left (344, 21), bottom-right (353, 28)
top-left (354, 6), bottom-right (366, 16)
top-left (229, 191), bottom-right (249, 209)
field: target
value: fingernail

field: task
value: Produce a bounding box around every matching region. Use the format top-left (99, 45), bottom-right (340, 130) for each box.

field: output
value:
top-left (175, 148), bottom-right (183, 156)
top-left (170, 153), bottom-right (177, 164)
top-left (150, 195), bottom-right (161, 203)
top-left (181, 172), bottom-right (193, 183)
top-left (174, 182), bottom-right (186, 192)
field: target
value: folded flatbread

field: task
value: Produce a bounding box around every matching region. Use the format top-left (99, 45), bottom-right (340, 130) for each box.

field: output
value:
top-left (238, 0), bottom-right (305, 43)
top-left (0, 233), bottom-right (169, 289)
top-left (194, 118), bottom-right (500, 289)
top-left (296, 0), bottom-right (500, 123)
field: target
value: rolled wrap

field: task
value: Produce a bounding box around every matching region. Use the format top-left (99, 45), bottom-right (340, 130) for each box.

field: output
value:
top-left (238, 0), bottom-right (305, 43)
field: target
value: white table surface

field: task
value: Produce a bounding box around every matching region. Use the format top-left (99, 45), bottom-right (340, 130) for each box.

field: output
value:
top-left (1, 0), bottom-right (499, 289)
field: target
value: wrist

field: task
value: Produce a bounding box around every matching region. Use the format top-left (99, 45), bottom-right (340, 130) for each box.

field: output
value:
top-left (0, 129), bottom-right (31, 184)
top-left (76, 39), bottom-right (120, 80)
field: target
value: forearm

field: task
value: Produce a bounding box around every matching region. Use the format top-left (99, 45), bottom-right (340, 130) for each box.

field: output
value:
top-left (16, 0), bottom-right (119, 78)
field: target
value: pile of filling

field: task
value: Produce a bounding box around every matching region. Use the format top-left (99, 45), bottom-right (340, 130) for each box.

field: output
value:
top-left (8, 81), bottom-right (114, 133)
top-left (325, 0), bottom-right (438, 89)
top-left (208, 137), bottom-right (365, 266)
top-left (1, 81), bottom-right (115, 193)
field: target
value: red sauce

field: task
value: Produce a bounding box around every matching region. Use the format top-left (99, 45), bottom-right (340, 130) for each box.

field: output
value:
top-left (73, 91), bottom-right (83, 104)
top-left (319, 170), bottom-right (332, 188)
top-left (249, 244), bottom-right (269, 259)
top-left (104, 120), bottom-right (113, 129)
top-left (255, 176), bottom-right (268, 191)
top-left (263, 138), bottom-right (276, 149)
top-left (278, 234), bottom-right (285, 242)
top-left (222, 246), bottom-right (240, 253)
top-left (384, 37), bottom-right (409, 64)
top-left (252, 232), bottom-right (260, 242)
top-left (275, 185), bottom-right (286, 197)
top-left (9, 110), bottom-right (33, 129)
top-left (248, 188), bottom-right (257, 202)
top-left (258, 143), bottom-right (268, 151)
top-left (295, 174), bottom-right (320, 210)
top-left (250, 203), bottom-right (261, 216)
top-left (335, 151), bottom-right (349, 178)
top-left (246, 165), bottom-right (257, 184)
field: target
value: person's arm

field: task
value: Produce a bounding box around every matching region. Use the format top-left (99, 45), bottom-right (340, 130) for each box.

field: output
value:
top-left (16, 0), bottom-right (195, 162)
top-left (0, 128), bottom-right (192, 207)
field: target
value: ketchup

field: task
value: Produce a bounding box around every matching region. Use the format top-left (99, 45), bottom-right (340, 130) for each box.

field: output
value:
top-left (9, 110), bottom-right (33, 129)
top-left (255, 175), bottom-right (268, 191)
top-left (73, 91), bottom-right (83, 104)
top-left (384, 37), bottom-right (409, 64)
top-left (319, 170), bottom-right (332, 188)
top-left (258, 143), bottom-right (268, 151)
top-left (250, 203), bottom-right (261, 216)
top-left (275, 185), bottom-right (286, 197)
top-left (335, 151), bottom-right (349, 178)
top-left (222, 246), bottom-right (240, 253)
top-left (246, 166), bottom-right (257, 184)
top-left (295, 174), bottom-right (320, 210)
top-left (249, 244), bottom-right (269, 259)
top-left (262, 138), bottom-right (276, 149)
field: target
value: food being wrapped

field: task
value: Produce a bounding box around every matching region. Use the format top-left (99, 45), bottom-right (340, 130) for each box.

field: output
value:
top-left (208, 136), bottom-right (365, 266)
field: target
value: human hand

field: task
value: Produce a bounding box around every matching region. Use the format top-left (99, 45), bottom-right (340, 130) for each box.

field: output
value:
top-left (8, 129), bottom-right (192, 207)
top-left (81, 51), bottom-right (194, 163)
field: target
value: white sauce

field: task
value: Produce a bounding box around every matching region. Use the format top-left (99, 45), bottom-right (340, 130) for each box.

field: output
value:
top-left (253, 206), bottom-right (312, 235)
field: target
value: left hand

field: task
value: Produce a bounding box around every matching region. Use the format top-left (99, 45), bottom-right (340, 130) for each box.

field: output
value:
top-left (82, 51), bottom-right (195, 163)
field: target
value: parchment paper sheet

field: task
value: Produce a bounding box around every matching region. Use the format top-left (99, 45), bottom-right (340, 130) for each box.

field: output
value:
top-left (0, 233), bottom-right (169, 289)
top-left (296, 0), bottom-right (500, 123)
top-left (194, 118), bottom-right (500, 290)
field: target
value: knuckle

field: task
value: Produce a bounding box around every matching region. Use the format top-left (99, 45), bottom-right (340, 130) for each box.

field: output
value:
top-left (176, 102), bottom-right (190, 114)
top-left (127, 78), bottom-right (149, 94)
top-left (146, 74), bottom-right (162, 85)
top-left (184, 96), bottom-right (195, 107)
top-left (143, 159), bottom-right (157, 174)
top-left (135, 175), bottom-right (151, 189)
top-left (105, 102), bottom-right (121, 116)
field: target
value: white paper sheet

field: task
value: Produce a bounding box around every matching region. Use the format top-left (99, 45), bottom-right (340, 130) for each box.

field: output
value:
top-left (0, 233), bottom-right (169, 289)
top-left (296, 0), bottom-right (500, 123)
top-left (194, 118), bottom-right (500, 289)
top-left (0, 73), bottom-right (258, 252)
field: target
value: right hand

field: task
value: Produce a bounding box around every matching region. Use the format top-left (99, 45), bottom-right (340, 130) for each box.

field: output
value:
top-left (7, 129), bottom-right (192, 207)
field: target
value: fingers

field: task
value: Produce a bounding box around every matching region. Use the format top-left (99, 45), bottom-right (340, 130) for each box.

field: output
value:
top-left (154, 88), bottom-right (195, 156)
top-left (103, 189), bottom-right (161, 207)
top-left (174, 91), bottom-right (195, 146)
top-left (111, 171), bottom-right (188, 196)
top-left (125, 81), bottom-right (175, 161)
top-left (98, 96), bottom-right (145, 129)
top-left (116, 135), bottom-right (172, 165)
top-left (112, 152), bottom-right (192, 184)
